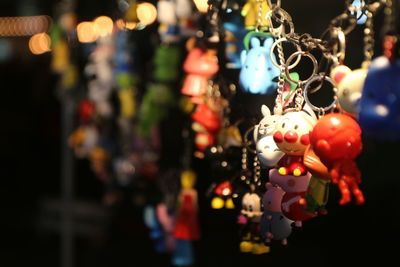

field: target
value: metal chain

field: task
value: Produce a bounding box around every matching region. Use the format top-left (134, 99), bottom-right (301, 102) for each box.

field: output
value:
top-left (363, 10), bottom-right (375, 65)
top-left (256, 0), bottom-right (264, 32)
top-left (274, 41), bottom-right (286, 113)
top-left (253, 154), bottom-right (261, 186)
top-left (294, 86), bottom-right (304, 111)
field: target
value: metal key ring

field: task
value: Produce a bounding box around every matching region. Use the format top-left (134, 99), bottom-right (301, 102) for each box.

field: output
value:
top-left (266, 7), bottom-right (294, 37)
top-left (284, 51), bottom-right (319, 84)
top-left (303, 74), bottom-right (337, 112)
top-left (268, 0), bottom-right (281, 8)
top-left (270, 37), bottom-right (302, 69)
top-left (321, 27), bottom-right (346, 63)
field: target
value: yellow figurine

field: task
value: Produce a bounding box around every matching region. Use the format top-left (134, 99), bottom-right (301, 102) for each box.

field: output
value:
top-left (241, 0), bottom-right (270, 30)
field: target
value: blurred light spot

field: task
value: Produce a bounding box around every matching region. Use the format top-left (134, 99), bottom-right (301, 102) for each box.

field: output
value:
top-left (29, 32), bottom-right (51, 55)
top-left (93, 16), bottom-right (113, 36)
top-left (222, 188), bottom-right (231, 196)
top-left (136, 2), bottom-right (157, 26)
top-left (59, 13), bottom-right (77, 31)
top-left (77, 21), bottom-right (99, 43)
top-left (116, 19), bottom-right (137, 30)
top-left (375, 104), bottom-right (389, 116)
top-left (0, 16), bottom-right (52, 36)
top-left (194, 0), bottom-right (209, 13)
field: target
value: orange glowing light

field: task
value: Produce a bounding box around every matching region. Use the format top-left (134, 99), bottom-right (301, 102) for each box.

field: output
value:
top-left (0, 15), bottom-right (52, 36)
top-left (29, 32), bottom-right (51, 55)
top-left (193, 0), bottom-right (209, 13)
top-left (77, 21), bottom-right (99, 43)
top-left (136, 2), bottom-right (157, 26)
top-left (93, 16), bottom-right (114, 36)
top-left (116, 19), bottom-right (137, 31)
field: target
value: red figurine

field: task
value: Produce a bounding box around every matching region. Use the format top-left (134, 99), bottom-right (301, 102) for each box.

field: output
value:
top-left (309, 113), bottom-right (365, 205)
top-left (181, 47), bottom-right (219, 104)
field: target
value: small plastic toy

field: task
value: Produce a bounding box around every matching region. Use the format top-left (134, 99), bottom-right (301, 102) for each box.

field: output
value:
top-left (330, 64), bottom-right (367, 115)
top-left (238, 192), bottom-right (270, 254)
top-left (272, 106), bottom-right (317, 176)
top-left (240, 33), bottom-right (280, 94)
top-left (253, 105), bottom-right (284, 168)
top-left (269, 169), bottom-right (316, 227)
top-left (181, 47), bottom-right (219, 104)
top-left (358, 57), bottom-right (400, 140)
top-left (191, 103), bottom-right (222, 152)
top-left (310, 113), bottom-right (365, 205)
top-left (260, 182), bottom-right (293, 245)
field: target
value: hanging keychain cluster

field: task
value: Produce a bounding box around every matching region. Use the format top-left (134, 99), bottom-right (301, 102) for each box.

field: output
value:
top-left (230, 0), bottom-right (400, 254)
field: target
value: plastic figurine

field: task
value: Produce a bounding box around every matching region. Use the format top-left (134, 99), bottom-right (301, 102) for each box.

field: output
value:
top-left (181, 47), bottom-right (219, 104)
top-left (238, 192), bottom-right (270, 254)
top-left (191, 103), bottom-right (222, 152)
top-left (144, 205), bottom-right (166, 253)
top-left (253, 105), bottom-right (284, 168)
top-left (223, 12), bottom-right (246, 69)
top-left (272, 106), bottom-right (317, 176)
top-left (240, 35), bottom-right (279, 94)
top-left (241, 0), bottom-right (270, 30)
top-left (269, 168), bottom-right (316, 227)
top-left (68, 125), bottom-right (99, 159)
top-left (211, 181), bottom-right (235, 209)
top-left (303, 145), bottom-right (331, 214)
top-left (172, 170), bottom-right (200, 266)
top-left (153, 45), bottom-right (181, 82)
top-left (310, 113), bottom-right (365, 205)
top-left (358, 57), bottom-right (400, 140)
top-left (173, 170), bottom-right (200, 241)
top-left (330, 64), bottom-right (367, 115)
top-left (260, 182), bottom-right (293, 245)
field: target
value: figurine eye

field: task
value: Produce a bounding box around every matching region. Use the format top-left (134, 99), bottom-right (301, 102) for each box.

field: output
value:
top-left (245, 65), bottom-right (249, 69)
top-left (294, 124), bottom-right (298, 130)
top-left (342, 88), bottom-right (350, 96)
top-left (282, 122), bottom-right (286, 128)
top-left (367, 91), bottom-right (375, 99)
top-left (267, 67), bottom-right (272, 71)
top-left (249, 205), bottom-right (253, 212)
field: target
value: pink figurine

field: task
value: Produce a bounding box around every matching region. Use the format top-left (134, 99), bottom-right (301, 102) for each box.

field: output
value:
top-left (309, 113), bottom-right (365, 205)
top-left (269, 169), bottom-right (316, 227)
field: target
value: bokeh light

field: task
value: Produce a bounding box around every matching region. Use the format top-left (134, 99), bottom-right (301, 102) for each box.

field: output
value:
top-left (193, 0), bottom-right (209, 13)
top-left (77, 21), bottom-right (99, 43)
top-left (136, 2), bottom-right (157, 26)
top-left (0, 16), bottom-right (52, 36)
top-left (93, 16), bottom-right (114, 37)
top-left (29, 32), bottom-right (51, 55)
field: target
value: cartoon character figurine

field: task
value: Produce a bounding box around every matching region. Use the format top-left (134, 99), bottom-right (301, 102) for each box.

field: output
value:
top-left (181, 47), bottom-right (219, 104)
top-left (240, 34), bottom-right (280, 94)
top-left (330, 64), bottom-right (368, 115)
top-left (238, 192), bottom-right (270, 254)
top-left (191, 103), bottom-right (222, 153)
top-left (172, 170), bottom-right (200, 266)
top-left (211, 181), bottom-right (235, 209)
top-left (358, 57), bottom-right (400, 140)
top-left (269, 168), bottom-right (315, 227)
top-left (260, 182), bottom-right (293, 246)
top-left (310, 113), bottom-right (365, 205)
top-left (253, 105), bottom-right (284, 168)
top-left (272, 106), bottom-right (317, 176)
top-left (223, 11), bottom-right (246, 69)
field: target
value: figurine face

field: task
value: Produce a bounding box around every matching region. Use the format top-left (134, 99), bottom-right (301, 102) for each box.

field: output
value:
top-left (359, 57), bottom-right (400, 140)
top-left (157, 0), bottom-right (177, 24)
top-left (310, 113), bottom-right (362, 163)
top-left (262, 183), bottom-right (285, 212)
top-left (254, 105), bottom-right (284, 167)
top-left (239, 36), bottom-right (279, 94)
top-left (241, 193), bottom-right (263, 221)
top-left (273, 109), bottom-right (317, 156)
top-left (331, 65), bottom-right (367, 114)
top-left (269, 169), bottom-right (312, 193)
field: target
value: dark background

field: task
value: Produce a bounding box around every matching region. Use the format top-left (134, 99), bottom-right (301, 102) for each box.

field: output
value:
top-left (0, 1), bottom-right (399, 267)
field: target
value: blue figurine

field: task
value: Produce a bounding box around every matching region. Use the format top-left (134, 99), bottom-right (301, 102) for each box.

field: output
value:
top-left (223, 12), bottom-right (246, 69)
top-left (239, 33), bottom-right (279, 94)
top-left (358, 57), bottom-right (400, 140)
top-left (143, 205), bottom-right (166, 253)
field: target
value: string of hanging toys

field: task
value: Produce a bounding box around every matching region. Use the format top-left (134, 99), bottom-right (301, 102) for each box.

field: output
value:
top-left (59, 0), bottom-right (399, 265)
